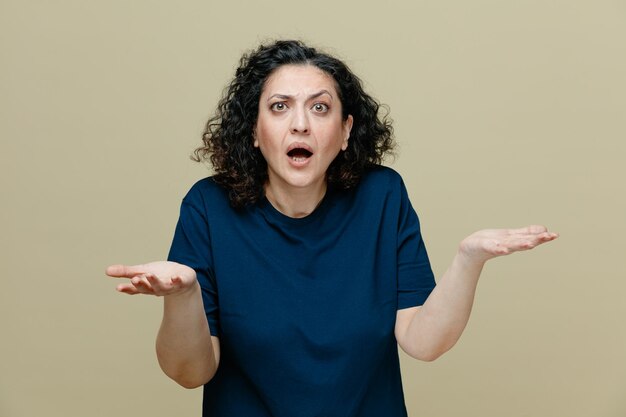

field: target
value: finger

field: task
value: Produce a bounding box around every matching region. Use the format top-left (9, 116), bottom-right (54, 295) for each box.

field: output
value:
top-left (147, 274), bottom-right (185, 296)
top-left (116, 283), bottom-right (140, 295)
top-left (106, 264), bottom-right (146, 278)
top-left (519, 231), bottom-right (558, 244)
top-left (145, 273), bottom-right (172, 295)
top-left (131, 275), bottom-right (155, 294)
top-left (505, 233), bottom-right (557, 252)
top-left (536, 231), bottom-right (559, 243)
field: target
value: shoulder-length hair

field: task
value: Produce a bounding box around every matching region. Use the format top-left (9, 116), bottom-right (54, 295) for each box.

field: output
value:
top-left (193, 40), bottom-right (395, 208)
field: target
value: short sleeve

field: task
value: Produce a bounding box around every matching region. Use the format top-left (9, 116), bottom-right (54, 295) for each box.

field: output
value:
top-left (396, 180), bottom-right (436, 309)
top-left (167, 188), bottom-right (221, 337)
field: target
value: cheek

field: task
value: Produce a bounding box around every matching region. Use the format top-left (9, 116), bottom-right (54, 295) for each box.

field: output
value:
top-left (255, 129), bottom-right (284, 161)
top-left (255, 117), bottom-right (283, 148)
top-left (319, 124), bottom-right (346, 150)
top-left (254, 122), bottom-right (271, 148)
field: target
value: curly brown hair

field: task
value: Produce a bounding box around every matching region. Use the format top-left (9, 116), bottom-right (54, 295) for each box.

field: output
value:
top-left (192, 40), bottom-right (395, 208)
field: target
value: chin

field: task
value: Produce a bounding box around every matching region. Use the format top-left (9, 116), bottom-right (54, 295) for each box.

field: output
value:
top-left (279, 171), bottom-right (325, 190)
top-left (286, 177), bottom-right (320, 189)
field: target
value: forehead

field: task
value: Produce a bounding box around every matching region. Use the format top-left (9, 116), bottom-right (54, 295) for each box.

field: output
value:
top-left (261, 64), bottom-right (339, 97)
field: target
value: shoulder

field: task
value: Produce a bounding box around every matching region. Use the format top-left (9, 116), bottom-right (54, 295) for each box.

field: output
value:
top-left (358, 165), bottom-right (405, 193)
top-left (181, 176), bottom-right (231, 211)
top-left (356, 165), bottom-right (417, 215)
top-left (184, 176), bottom-right (219, 193)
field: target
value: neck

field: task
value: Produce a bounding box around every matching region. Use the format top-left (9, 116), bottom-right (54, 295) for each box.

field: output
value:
top-left (264, 180), bottom-right (327, 219)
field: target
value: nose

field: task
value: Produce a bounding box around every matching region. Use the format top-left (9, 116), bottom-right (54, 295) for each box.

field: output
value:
top-left (289, 107), bottom-right (309, 134)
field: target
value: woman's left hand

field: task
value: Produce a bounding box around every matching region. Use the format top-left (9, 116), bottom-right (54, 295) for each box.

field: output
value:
top-left (398, 225), bottom-right (558, 360)
top-left (459, 225), bottom-right (559, 265)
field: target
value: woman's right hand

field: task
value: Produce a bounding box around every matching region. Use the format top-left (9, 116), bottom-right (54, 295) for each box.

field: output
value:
top-left (105, 261), bottom-right (198, 297)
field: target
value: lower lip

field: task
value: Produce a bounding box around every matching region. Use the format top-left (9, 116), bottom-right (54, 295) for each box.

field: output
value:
top-left (287, 155), bottom-right (312, 168)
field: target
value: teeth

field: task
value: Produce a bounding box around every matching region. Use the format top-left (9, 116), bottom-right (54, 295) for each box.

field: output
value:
top-left (291, 156), bottom-right (307, 162)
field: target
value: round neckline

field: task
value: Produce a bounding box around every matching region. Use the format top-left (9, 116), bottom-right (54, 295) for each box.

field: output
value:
top-left (259, 188), bottom-right (334, 226)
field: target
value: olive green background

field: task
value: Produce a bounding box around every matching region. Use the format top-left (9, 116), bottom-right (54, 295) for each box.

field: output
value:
top-left (1, 1), bottom-right (625, 416)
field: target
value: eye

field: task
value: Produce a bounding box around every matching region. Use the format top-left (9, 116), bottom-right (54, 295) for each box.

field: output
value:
top-left (312, 103), bottom-right (329, 113)
top-left (270, 102), bottom-right (287, 111)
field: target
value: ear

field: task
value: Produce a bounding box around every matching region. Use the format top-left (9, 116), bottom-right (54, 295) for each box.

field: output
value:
top-left (253, 129), bottom-right (259, 148)
top-left (341, 115), bottom-right (353, 151)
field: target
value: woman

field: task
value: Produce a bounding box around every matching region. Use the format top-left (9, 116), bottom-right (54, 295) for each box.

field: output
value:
top-left (106, 40), bottom-right (558, 417)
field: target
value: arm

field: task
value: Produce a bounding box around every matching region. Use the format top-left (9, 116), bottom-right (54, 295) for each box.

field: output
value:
top-left (106, 261), bottom-right (220, 388)
top-left (395, 225), bottom-right (558, 361)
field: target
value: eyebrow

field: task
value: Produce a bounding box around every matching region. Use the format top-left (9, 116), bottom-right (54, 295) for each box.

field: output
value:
top-left (267, 90), bottom-right (334, 103)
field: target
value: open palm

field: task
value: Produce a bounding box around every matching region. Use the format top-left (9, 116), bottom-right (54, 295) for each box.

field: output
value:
top-left (106, 261), bottom-right (197, 296)
top-left (459, 225), bottom-right (558, 264)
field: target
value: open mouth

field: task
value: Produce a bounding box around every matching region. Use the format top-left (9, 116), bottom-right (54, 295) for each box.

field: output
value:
top-left (287, 147), bottom-right (313, 162)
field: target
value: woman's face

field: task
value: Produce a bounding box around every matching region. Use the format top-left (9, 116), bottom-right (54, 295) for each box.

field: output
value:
top-left (254, 64), bottom-right (353, 193)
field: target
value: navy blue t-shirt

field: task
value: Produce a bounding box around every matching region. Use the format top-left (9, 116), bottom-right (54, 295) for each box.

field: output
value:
top-left (167, 165), bottom-right (436, 417)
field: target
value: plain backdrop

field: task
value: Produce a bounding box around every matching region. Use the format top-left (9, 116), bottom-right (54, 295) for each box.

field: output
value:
top-left (1, 1), bottom-right (625, 416)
